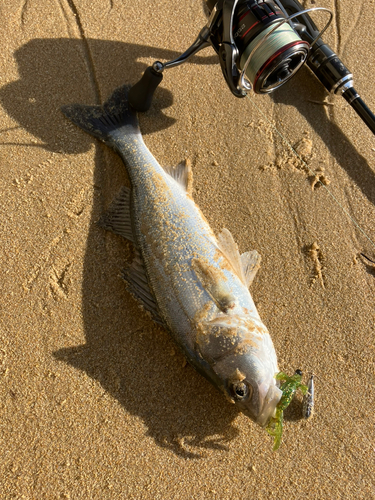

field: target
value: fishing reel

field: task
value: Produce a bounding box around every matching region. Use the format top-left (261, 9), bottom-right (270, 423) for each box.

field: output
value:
top-left (129, 0), bottom-right (375, 135)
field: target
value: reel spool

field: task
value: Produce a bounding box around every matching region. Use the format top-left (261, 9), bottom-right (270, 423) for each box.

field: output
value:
top-left (213, 0), bottom-right (332, 96)
top-left (231, 0), bottom-right (310, 94)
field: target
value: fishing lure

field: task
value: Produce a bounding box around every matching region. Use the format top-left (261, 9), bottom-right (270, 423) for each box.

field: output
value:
top-left (302, 374), bottom-right (314, 419)
top-left (267, 370), bottom-right (308, 451)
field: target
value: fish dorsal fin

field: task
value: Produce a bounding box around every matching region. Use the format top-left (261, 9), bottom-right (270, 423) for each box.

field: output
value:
top-left (240, 250), bottom-right (261, 288)
top-left (98, 186), bottom-right (134, 242)
top-left (191, 257), bottom-right (237, 313)
top-left (122, 249), bottom-right (164, 325)
top-left (217, 228), bottom-right (246, 284)
top-left (164, 159), bottom-right (193, 195)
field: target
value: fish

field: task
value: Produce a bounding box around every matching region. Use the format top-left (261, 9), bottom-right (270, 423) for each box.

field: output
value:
top-left (61, 85), bottom-right (282, 427)
top-left (302, 374), bottom-right (314, 419)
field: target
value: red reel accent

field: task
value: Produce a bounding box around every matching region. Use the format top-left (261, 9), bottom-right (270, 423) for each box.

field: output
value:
top-left (253, 40), bottom-right (309, 92)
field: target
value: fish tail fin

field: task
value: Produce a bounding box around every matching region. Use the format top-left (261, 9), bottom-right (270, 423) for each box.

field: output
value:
top-left (61, 85), bottom-right (140, 146)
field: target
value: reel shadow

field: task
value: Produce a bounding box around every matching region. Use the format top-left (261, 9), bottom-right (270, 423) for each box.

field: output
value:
top-left (0, 37), bottom-right (241, 458)
top-left (270, 66), bottom-right (375, 207)
top-left (0, 38), bottom-right (217, 153)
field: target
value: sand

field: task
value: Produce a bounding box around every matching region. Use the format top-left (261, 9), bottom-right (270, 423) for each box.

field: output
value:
top-left (1, 0), bottom-right (374, 498)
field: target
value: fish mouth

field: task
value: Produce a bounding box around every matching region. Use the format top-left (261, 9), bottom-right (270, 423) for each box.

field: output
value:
top-left (256, 383), bottom-right (283, 427)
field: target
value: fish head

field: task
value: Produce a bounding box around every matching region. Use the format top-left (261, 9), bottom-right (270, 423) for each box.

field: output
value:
top-left (196, 314), bottom-right (282, 427)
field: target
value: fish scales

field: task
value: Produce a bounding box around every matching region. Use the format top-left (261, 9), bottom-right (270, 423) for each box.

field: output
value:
top-left (115, 130), bottom-right (259, 353)
top-left (62, 85), bottom-right (282, 427)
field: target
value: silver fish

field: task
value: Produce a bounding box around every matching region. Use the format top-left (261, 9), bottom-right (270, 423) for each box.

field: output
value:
top-left (302, 374), bottom-right (314, 419)
top-left (62, 86), bottom-right (282, 427)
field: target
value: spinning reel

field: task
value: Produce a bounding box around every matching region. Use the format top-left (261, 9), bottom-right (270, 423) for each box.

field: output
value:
top-left (129, 0), bottom-right (375, 135)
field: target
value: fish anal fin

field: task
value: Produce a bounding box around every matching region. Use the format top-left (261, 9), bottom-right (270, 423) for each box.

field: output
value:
top-left (191, 257), bottom-right (237, 313)
top-left (122, 250), bottom-right (164, 325)
top-left (164, 159), bottom-right (193, 195)
top-left (98, 186), bottom-right (134, 243)
top-left (217, 228), bottom-right (246, 284)
top-left (241, 250), bottom-right (261, 288)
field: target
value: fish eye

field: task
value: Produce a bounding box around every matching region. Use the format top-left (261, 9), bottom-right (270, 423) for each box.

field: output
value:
top-left (232, 381), bottom-right (252, 400)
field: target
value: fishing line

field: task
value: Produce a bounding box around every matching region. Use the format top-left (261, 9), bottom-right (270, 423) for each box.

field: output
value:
top-left (284, 320), bottom-right (375, 462)
top-left (314, 374), bottom-right (375, 451)
top-left (0, 143), bottom-right (41, 147)
top-left (0, 126), bottom-right (21, 134)
top-left (245, 92), bottom-right (375, 252)
top-left (240, 23), bottom-right (308, 92)
top-left (244, 93), bottom-right (375, 474)
top-left (275, 368), bottom-right (375, 494)
top-left (306, 374), bottom-right (375, 494)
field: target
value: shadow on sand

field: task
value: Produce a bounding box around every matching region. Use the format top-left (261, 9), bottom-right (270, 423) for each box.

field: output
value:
top-left (3, 38), bottom-right (369, 457)
top-left (1, 38), bottom-right (245, 458)
top-left (270, 65), bottom-right (375, 206)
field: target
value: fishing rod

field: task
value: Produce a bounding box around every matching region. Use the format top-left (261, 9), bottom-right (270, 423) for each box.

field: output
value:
top-left (128, 0), bottom-right (375, 136)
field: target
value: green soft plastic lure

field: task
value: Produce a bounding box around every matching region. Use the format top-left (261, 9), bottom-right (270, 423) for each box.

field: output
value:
top-left (267, 370), bottom-right (308, 451)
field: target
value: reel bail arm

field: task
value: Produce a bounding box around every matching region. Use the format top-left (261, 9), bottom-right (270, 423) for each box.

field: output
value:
top-left (217, 0), bottom-right (247, 97)
top-left (128, 6), bottom-right (220, 112)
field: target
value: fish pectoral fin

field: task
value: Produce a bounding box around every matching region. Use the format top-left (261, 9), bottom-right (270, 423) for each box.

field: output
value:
top-left (98, 186), bottom-right (134, 242)
top-left (217, 228), bottom-right (246, 284)
top-left (191, 257), bottom-right (237, 313)
top-left (122, 249), bottom-right (164, 325)
top-left (195, 318), bottom-right (241, 364)
top-left (164, 159), bottom-right (193, 195)
top-left (240, 250), bottom-right (261, 288)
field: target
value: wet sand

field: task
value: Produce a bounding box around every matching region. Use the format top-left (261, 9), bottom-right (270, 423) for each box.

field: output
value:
top-left (1, 0), bottom-right (375, 498)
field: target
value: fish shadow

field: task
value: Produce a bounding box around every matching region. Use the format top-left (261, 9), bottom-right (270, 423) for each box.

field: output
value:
top-left (270, 65), bottom-right (375, 208)
top-left (1, 37), bottom-right (243, 458)
top-left (54, 215), bottom-right (242, 459)
top-left (54, 207), bottom-right (241, 459)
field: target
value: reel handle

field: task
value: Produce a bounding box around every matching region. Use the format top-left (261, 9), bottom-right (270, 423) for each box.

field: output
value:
top-left (128, 23), bottom-right (211, 111)
top-left (128, 65), bottom-right (163, 112)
